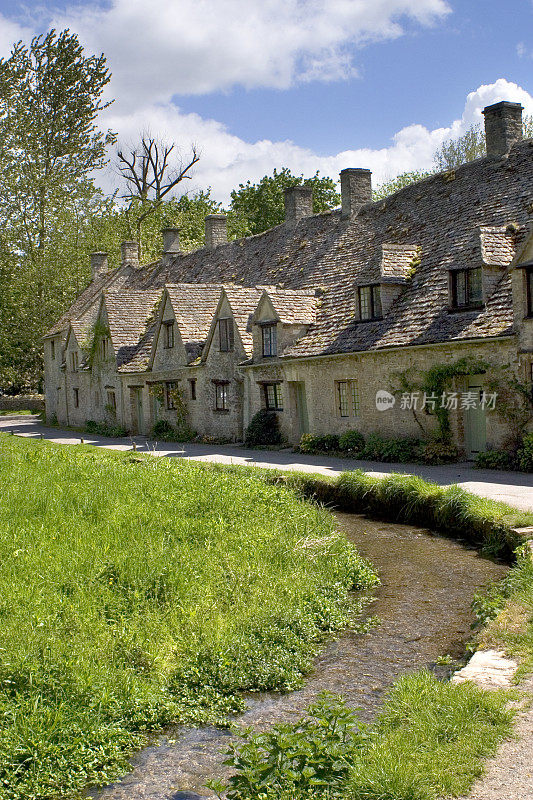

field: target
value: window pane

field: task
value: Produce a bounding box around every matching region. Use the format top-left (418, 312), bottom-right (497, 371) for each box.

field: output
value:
top-left (455, 270), bottom-right (467, 306)
top-left (219, 319), bottom-right (229, 351)
top-left (351, 382), bottom-right (360, 415)
top-left (337, 381), bottom-right (349, 416)
top-left (276, 383), bottom-right (283, 410)
top-left (262, 325), bottom-right (277, 356)
top-left (468, 268), bottom-right (482, 305)
top-left (266, 384), bottom-right (276, 408)
top-left (359, 286), bottom-right (371, 320)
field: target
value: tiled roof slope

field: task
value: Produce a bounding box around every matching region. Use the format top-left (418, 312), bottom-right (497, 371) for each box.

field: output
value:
top-left (380, 243), bottom-right (419, 282)
top-left (263, 287), bottom-right (317, 325)
top-left (480, 226), bottom-right (517, 265)
top-left (165, 284), bottom-right (221, 362)
top-left (222, 287), bottom-right (263, 356)
top-left (103, 290), bottom-right (163, 371)
top-left (50, 139), bottom-right (533, 361)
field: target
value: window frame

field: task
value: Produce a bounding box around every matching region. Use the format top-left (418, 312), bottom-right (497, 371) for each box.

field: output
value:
top-left (163, 321), bottom-right (175, 349)
top-left (165, 380), bottom-right (178, 410)
top-left (263, 382), bottom-right (283, 411)
top-left (189, 378), bottom-right (197, 400)
top-left (71, 350), bottom-right (79, 372)
top-left (261, 323), bottom-right (278, 357)
top-left (73, 388), bottom-right (79, 408)
top-left (358, 285), bottom-right (382, 321)
top-left (450, 267), bottom-right (483, 311)
top-left (50, 339), bottom-right (55, 360)
top-left (106, 390), bottom-right (117, 412)
top-left (218, 318), bottom-right (234, 352)
top-left (526, 268), bottom-right (533, 318)
top-left (335, 379), bottom-right (360, 418)
top-left (214, 381), bottom-right (229, 411)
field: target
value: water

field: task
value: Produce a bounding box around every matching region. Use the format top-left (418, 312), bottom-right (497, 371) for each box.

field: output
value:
top-left (93, 514), bottom-right (507, 800)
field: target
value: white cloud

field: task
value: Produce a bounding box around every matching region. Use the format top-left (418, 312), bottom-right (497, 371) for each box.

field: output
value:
top-left (99, 78), bottom-right (533, 204)
top-left (0, 14), bottom-right (33, 58)
top-left (517, 41), bottom-right (533, 59)
top-left (52, 0), bottom-right (451, 107)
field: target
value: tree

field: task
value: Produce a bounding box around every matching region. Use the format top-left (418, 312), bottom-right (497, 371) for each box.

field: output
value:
top-left (373, 170), bottom-right (435, 201)
top-left (116, 135), bottom-right (199, 246)
top-left (229, 168), bottom-right (340, 235)
top-left (0, 29), bottom-right (115, 390)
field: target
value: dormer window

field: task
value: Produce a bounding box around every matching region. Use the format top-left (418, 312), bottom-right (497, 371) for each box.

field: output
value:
top-left (50, 340), bottom-right (55, 360)
top-left (526, 268), bottom-right (533, 317)
top-left (262, 323), bottom-right (277, 357)
top-left (100, 337), bottom-right (109, 359)
top-left (358, 285), bottom-right (382, 321)
top-left (71, 351), bottom-right (79, 372)
top-left (163, 321), bottom-right (174, 348)
top-left (450, 268), bottom-right (483, 310)
top-left (219, 318), bottom-right (234, 351)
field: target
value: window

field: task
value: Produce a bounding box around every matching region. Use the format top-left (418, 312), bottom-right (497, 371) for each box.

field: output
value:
top-left (335, 380), bottom-right (360, 417)
top-left (189, 378), bottom-right (197, 400)
top-left (219, 318), bottom-right (234, 351)
top-left (262, 324), bottom-right (277, 357)
top-left (264, 382), bottom-right (283, 411)
top-left (165, 381), bottom-right (178, 410)
top-left (214, 382), bottom-right (229, 411)
top-left (451, 268), bottom-right (483, 309)
top-left (100, 337), bottom-right (109, 360)
top-left (50, 340), bottom-right (55, 360)
top-left (71, 351), bottom-right (79, 372)
top-left (358, 285), bottom-right (382, 321)
top-left (106, 390), bottom-right (117, 412)
top-left (337, 381), bottom-right (349, 417)
top-left (527, 268), bottom-right (533, 317)
top-left (73, 388), bottom-right (79, 408)
top-left (163, 321), bottom-right (174, 348)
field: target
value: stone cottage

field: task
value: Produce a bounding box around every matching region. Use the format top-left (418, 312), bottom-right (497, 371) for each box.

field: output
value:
top-left (44, 101), bottom-right (533, 457)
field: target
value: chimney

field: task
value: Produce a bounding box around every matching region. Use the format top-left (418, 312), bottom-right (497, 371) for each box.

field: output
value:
top-left (162, 227), bottom-right (180, 256)
top-left (284, 186), bottom-right (313, 223)
top-left (121, 241), bottom-right (139, 267)
top-left (482, 101), bottom-right (523, 157)
top-left (205, 214), bottom-right (227, 248)
top-left (90, 252), bottom-right (108, 280)
top-left (340, 168), bottom-right (372, 219)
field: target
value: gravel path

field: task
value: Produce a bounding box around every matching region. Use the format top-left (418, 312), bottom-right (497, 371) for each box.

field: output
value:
top-left (455, 677), bottom-right (533, 800)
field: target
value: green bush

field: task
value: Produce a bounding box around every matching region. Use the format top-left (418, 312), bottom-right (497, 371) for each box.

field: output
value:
top-left (151, 419), bottom-right (177, 440)
top-left (338, 430), bottom-right (365, 454)
top-left (474, 449), bottom-right (518, 471)
top-left (85, 420), bottom-right (128, 437)
top-left (245, 409), bottom-right (282, 447)
top-left (517, 433), bottom-right (533, 472)
top-left (360, 433), bottom-right (387, 460)
top-left (299, 433), bottom-right (339, 453)
top-left (420, 437), bottom-right (460, 465)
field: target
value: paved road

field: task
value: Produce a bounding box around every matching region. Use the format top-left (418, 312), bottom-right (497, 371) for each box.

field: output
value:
top-left (2, 414), bottom-right (533, 511)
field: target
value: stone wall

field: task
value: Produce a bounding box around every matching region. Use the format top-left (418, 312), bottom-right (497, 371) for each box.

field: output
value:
top-left (0, 395), bottom-right (44, 413)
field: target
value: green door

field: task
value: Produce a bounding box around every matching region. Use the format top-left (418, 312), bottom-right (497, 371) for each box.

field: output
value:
top-left (464, 378), bottom-right (486, 458)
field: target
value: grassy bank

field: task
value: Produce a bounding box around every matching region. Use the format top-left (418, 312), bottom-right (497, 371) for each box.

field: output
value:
top-left (218, 673), bottom-right (514, 800)
top-left (0, 434), bottom-right (377, 799)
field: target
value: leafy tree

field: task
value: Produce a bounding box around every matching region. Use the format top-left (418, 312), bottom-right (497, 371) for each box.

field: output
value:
top-left (0, 29), bottom-right (114, 390)
top-left (373, 170), bottom-right (435, 201)
top-left (434, 116), bottom-right (533, 171)
top-left (229, 168), bottom-right (340, 235)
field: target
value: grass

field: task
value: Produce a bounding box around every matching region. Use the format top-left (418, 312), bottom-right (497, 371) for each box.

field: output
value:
top-left (0, 409), bottom-right (39, 416)
top-left (218, 672), bottom-right (514, 800)
top-left (0, 434), bottom-right (377, 799)
top-left (276, 469), bottom-right (533, 559)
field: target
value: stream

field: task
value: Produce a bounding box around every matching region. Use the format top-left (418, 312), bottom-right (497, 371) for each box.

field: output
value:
top-left (92, 513), bottom-right (507, 800)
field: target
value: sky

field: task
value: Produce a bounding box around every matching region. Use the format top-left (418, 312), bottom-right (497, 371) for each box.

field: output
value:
top-left (0, 0), bottom-right (532, 203)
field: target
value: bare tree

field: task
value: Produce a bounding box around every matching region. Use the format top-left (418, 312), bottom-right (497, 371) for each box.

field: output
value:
top-left (116, 135), bottom-right (200, 244)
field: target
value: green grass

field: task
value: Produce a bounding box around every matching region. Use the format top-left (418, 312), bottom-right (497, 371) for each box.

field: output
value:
top-left (219, 672), bottom-right (514, 800)
top-left (0, 434), bottom-right (377, 799)
top-left (0, 409), bottom-right (38, 416)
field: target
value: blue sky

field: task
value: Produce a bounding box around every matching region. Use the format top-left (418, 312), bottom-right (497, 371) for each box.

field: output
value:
top-left (0, 0), bottom-right (531, 201)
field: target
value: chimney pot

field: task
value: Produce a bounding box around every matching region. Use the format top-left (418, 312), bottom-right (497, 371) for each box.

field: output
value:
top-left (340, 168), bottom-right (372, 219)
top-left (482, 101), bottom-right (523, 157)
top-left (284, 186), bottom-right (313, 223)
top-left (121, 241), bottom-right (140, 267)
top-left (205, 214), bottom-right (227, 248)
top-left (90, 252), bottom-right (108, 280)
top-left (162, 227), bottom-right (180, 255)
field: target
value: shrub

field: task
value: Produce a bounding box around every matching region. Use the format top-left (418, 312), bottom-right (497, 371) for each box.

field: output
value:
top-left (338, 429), bottom-right (365, 454)
top-left (85, 420), bottom-right (128, 437)
top-left (151, 419), bottom-right (177, 440)
top-left (361, 433), bottom-right (387, 461)
top-left (245, 409), bottom-right (282, 447)
top-left (420, 437), bottom-right (459, 465)
top-left (381, 437), bottom-right (422, 463)
top-left (299, 434), bottom-right (339, 453)
top-left (474, 449), bottom-right (518, 471)
top-left (517, 433), bottom-right (533, 472)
